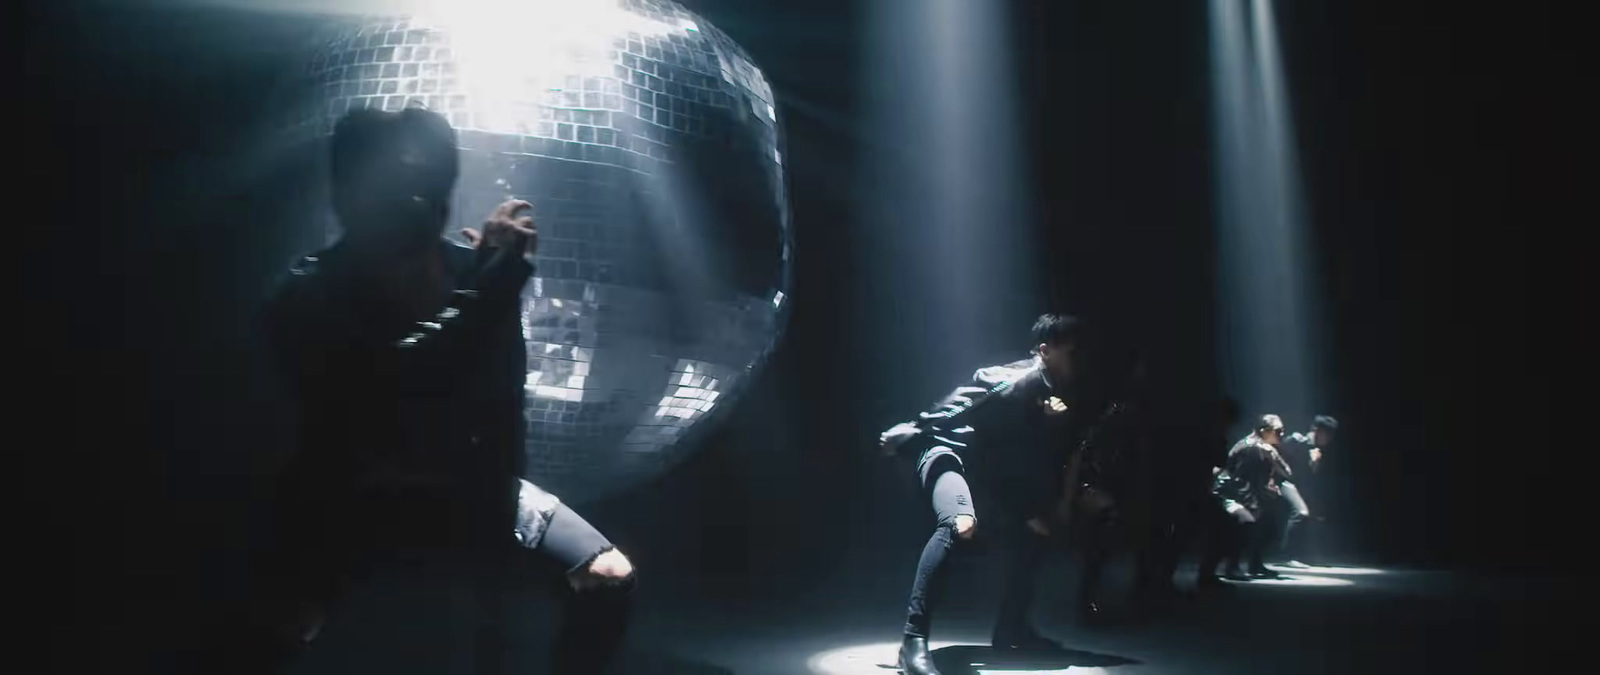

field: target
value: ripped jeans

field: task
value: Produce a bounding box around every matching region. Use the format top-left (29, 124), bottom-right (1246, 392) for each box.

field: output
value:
top-left (902, 456), bottom-right (1049, 640)
top-left (262, 478), bottom-right (631, 674)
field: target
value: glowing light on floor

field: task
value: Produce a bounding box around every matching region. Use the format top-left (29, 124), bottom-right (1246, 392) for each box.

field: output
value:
top-left (808, 640), bottom-right (962, 675)
top-left (1267, 564), bottom-right (1389, 576)
top-left (808, 641), bottom-right (1119, 674)
top-left (1230, 575), bottom-right (1353, 587)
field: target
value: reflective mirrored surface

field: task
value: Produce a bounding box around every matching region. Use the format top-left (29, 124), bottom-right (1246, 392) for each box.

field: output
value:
top-left (290, 0), bottom-right (792, 503)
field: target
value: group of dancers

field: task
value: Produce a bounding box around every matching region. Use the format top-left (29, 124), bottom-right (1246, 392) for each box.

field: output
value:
top-left (1200, 412), bottom-right (1339, 585)
top-left (245, 106), bottom-right (1341, 675)
top-left (877, 318), bottom-right (1339, 675)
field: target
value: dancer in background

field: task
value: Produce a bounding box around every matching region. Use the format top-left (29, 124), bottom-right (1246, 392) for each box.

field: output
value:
top-left (1274, 415), bottom-right (1339, 567)
top-left (1062, 356), bottom-right (1145, 625)
top-left (1199, 414), bottom-right (1290, 584)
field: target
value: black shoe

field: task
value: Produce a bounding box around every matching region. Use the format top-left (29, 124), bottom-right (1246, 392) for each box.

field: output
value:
top-left (1248, 566), bottom-right (1281, 579)
top-left (898, 635), bottom-right (941, 675)
top-left (992, 626), bottom-right (1063, 652)
top-left (1197, 574), bottom-right (1232, 590)
top-left (1222, 566), bottom-right (1252, 581)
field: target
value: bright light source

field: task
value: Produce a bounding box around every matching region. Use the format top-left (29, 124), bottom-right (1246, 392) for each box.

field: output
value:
top-left (807, 640), bottom-right (1109, 675)
top-left (1266, 564), bottom-right (1389, 576)
top-left (1229, 575), bottom-right (1354, 588)
top-left (409, 0), bottom-right (687, 136)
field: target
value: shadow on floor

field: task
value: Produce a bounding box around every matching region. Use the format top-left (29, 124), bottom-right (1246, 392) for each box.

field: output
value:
top-left (930, 645), bottom-right (1141, 673)
top-left (607, 649), bottom-right (737, 674)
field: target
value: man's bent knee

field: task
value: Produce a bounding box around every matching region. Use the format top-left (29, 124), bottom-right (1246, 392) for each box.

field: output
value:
top-left (953, 514), bottom-right (977, 540)
top-left (568, 548), bottom-right (635, 592)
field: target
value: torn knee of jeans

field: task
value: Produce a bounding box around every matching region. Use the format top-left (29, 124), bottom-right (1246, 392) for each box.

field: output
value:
top-left (940, 514), bottom-right (977, 540)
top-left (567, 546), bottom-right (636, 591)
top-left (572, 571), bottom-right (637, 596)
top-left (570, 546), bottom-right (622, 574)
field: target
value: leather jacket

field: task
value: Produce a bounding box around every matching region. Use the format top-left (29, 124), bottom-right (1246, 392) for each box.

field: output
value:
top-left (1278, 431), bottom-right (1320, 483)
top-left (1211, 435), bottom-right (1292, 515)
top-left (886, 358), bottom-right (1081, 519)
top-left (262, 238), bottom-right (537, 541)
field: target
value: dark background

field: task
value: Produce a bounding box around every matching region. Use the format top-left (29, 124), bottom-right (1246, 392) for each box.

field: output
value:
top-left (25, 0), bottom-right (1550, 668)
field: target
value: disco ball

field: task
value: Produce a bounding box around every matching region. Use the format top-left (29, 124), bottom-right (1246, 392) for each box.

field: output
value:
top-left (287, 0), bottom-right (792, 504)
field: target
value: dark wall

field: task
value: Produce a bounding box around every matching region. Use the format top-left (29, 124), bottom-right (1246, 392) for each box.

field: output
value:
top-left (1015, 0), bottom-right (1219, 423)
top-left (1270, 1), bottom-right (1545, 568)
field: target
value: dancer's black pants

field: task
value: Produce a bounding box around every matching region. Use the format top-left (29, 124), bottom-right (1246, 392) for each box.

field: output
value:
top-left (1275, 480), bottom-right (1314, 562)
top-left (252, 480), bottom-right (632, 675)
top-left (478, 504), bottom-right (635, 675)
top-left (903, 457), bottom-right (1049, 640)
top-left (1199, 498), bottom-right (1266, 577)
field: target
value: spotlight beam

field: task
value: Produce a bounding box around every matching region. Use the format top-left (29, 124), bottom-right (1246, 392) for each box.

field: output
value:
top-left (1209, 0), bottom-right (1319, 424)
top-left (862, 0), bottom-right (1037, 384)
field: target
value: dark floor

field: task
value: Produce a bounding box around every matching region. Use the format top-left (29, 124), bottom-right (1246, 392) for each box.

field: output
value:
top-left (278, 540), bottom-right (1565, 675)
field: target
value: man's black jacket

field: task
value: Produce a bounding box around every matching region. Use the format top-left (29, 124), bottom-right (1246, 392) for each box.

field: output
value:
top-left (262, 238), bottom-right (532, 543)
top-left (887, 358), bottom-right (1082, 520)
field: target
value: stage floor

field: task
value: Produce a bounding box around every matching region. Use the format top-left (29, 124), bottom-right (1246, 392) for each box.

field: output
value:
top-left (281, 551), bottom-right (1559, 675)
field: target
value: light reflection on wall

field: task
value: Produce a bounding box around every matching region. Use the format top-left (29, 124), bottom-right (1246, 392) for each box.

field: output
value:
top-left (624, 359), bottom-right (729, 453)
top-left (285, 0), bottom-right (791, 503)
top-left (523, 279), bottom-right (597, 403)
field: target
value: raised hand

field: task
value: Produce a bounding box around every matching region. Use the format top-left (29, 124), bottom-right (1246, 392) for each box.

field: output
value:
top-left (879, 421), bottom-right (921, 455)
top-left (461, 199), bottom-right (537, 260)
top-left (1041, 396), bottom-right (1069, 416)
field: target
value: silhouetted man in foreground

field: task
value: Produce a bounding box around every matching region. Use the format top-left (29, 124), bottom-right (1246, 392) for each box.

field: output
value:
top-left (257, 107), bottom-right (633, 674)
top-left (879, 314), bottom-right (1091, 675)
